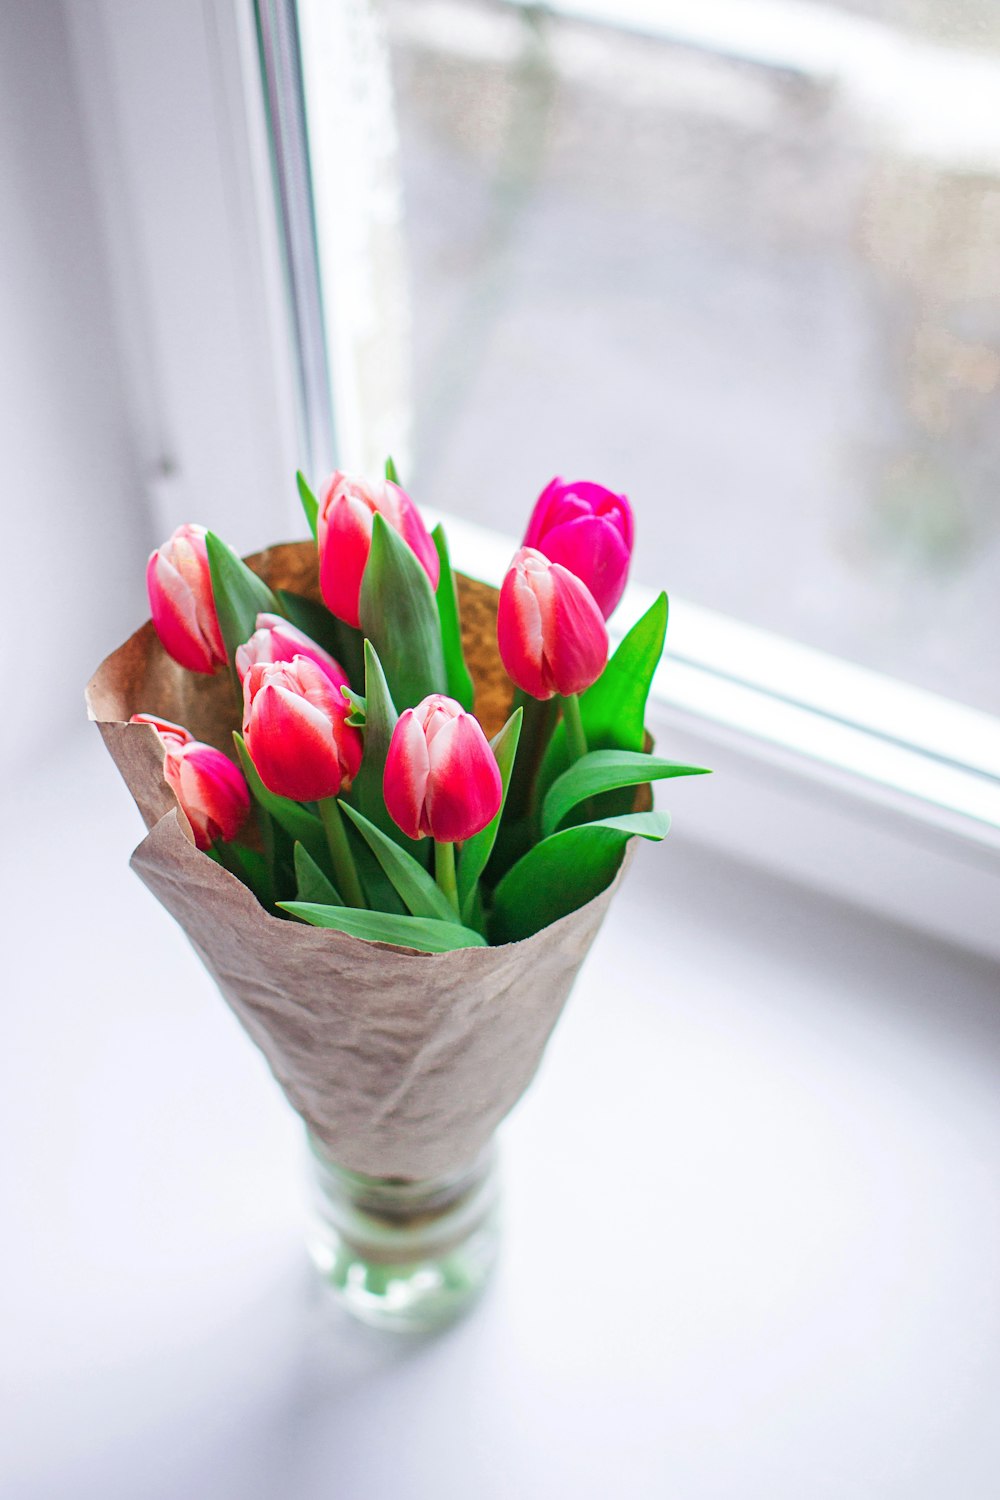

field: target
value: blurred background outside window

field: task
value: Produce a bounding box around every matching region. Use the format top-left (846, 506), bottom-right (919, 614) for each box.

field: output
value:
top-left (376, 0), bottom-right (1000, 718)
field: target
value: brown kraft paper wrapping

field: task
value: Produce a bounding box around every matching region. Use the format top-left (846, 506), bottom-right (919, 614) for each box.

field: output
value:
top-left (87, 541), bottom-right (632, 1180)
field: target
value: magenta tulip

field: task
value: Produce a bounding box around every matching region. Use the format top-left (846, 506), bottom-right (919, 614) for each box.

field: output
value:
top-left (523, 478), bottom-right (633, 619)
top-left (146, 524), bottom-right (227, 674)
top-left (384, 695), bottom-right (502, 844)
top-left (317, 471), bottom-right (440, 628)
top-left (235, 613), bottom-right (350, 692)
top-left (497, 547), bottom-right (608, 701)
top-left (131, 713), bottom-right (250, 850)
top-left (242, 655), bottom-right (362, 802)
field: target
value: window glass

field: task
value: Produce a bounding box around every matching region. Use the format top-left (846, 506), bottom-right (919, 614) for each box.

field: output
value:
top-left (384, 0), bottom-right (1000, 715)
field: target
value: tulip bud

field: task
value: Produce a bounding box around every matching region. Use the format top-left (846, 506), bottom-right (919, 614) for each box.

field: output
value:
top-left (497, 547), bottom-right (608, 701)
top-left (130, 714), bottom-right (250, 850)
top-left (235, 613), bottom-right (350, 692)
top-left (128, 712), bottom-right (191, 750)
top-left (317, 471), bottom-right (440, 628)
top-left (523, 478), bottom-right (633, 619)
top-left (384, 694), bottom-right (502, 843)
top-left (146, 524), bottom-right (227, 674)
top-left (242, 654), bottom-right (362, 802)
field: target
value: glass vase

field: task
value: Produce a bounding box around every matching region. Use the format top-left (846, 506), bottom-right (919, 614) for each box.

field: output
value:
top-left (304, 1134), bottom-right (501, 1332)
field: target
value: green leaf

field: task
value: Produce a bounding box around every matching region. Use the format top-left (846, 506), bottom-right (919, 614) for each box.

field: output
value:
top-left (214, 840), bottom-right (275, 907)
top-left (341, 686), bottom-right (366, 727)
top-left (490, 811), bottom-right (669, 944)
top-left (535, 592), bottom-right (669, 813)
top-left (488, 692), bottom-right (558, 883)
top-left (351, 841), bottom-right (406, 915)
top-left (503, 691), bottom-right (558, 818)
top-left (359, 512), bottom-right (447, 710)
top-left (385, 455), bottom-right (400, 484)
top-left (205, 531), bottom-right (284, 666)
top-left (233, 733), bottom-right (328, 868)
top-left (349, 640), bottom-right (396, 828)
top-left (258, 807), bottom-right (295, 903)
top-left (584, 591), bottom-right (669, 749)
top-left (296, 470), bottom-right (319, 539)
top-left (432, 525), bottom-right (475, 711)
top-left (458, 707), bottom-right (522, 921)
top-left (346, 641), bottom-right (428, 862)
top-left (464, 881), bottom-right (486, 935)
top-left (338, 802), bottom-right (455, 922)
top-left (541, 749), bottom-right (710, 837)
top-left (278, 903), bottom-right (487, 952)
top-left (294, 842), bottom-right (342, 906)
top-left (331, 641), bottom-right (422, 909)
top-left (276, 589), bottom-right (365, 687)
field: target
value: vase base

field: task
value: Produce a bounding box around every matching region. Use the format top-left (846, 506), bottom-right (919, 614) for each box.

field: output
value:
top-left (305, 1138), bottom-right (501, 1333)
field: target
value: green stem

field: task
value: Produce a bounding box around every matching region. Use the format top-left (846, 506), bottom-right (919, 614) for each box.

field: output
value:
top-left (211, 838), bottom-right (240, 874)
top-left (435, 840), bottom-right (460, 916)
top-left (561, 693), bottom-right (588, 764)
top-left (505, 690), bottom-right (559, 825)
top-left (319, 798), bottom-right (366, 908)
top-left (226, 660), bottom-right (243, 713)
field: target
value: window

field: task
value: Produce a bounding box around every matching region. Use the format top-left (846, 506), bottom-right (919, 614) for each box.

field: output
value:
top-left (387, 0), bottom-right (1000, 718)
top-left (272, 0), bottom-right (1000, 876)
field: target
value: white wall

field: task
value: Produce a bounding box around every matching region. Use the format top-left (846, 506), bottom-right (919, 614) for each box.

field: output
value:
top-left (0, 1), bottom-right (150, 778)
top-left (0, 0), bottom-right (306, 782)
top-left (65, 0), bottom-right (302, 557)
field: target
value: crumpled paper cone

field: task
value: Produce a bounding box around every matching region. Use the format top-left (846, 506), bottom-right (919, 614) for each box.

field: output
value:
top-left (87, 541), bottom-right (630, 1180)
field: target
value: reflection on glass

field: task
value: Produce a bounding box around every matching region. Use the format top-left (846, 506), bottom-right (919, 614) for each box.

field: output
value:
top-left (383, 0), bottom-right (1000, 714)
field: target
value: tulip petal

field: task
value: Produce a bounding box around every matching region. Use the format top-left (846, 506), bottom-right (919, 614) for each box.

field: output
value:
top-left (163, 741), bottom-right (249, 850)
top-left (424, 714), bottom-right (502, 843)
top-left (521, 479), bottom-right (634, 619)
top-left (523, 476), bottom-right (564, 549)
top-left (498, 559), bottom-right (553, 699)
top-left (248, 682), bottom-right (345, 801)
top-left (130, 712), bottom-right (192, 748)
top-left (264, 619), bottom-right (349, 689)
top-left (175, 537), bottom-right (223, 654)
top-left (146, 526), bottom-right (228, 673)
top-left (539, 515), bottom-right (630, 619)
top-left (241, 654), bottom-right (362, 802)
top-left (319, 491), bottom-right (374, 629)
top-left (396, 489), bottom-right (441, 590)
top-left (547, 564), bottom-right (609, 697)
top-left (383, 708), bottom-right (431, 840)
top-left (173, 532), bottom-right (227, 663)
top-left (147, 553), bottom-right (218, 673)
top-left (319, 472), bottom-right (441, 627)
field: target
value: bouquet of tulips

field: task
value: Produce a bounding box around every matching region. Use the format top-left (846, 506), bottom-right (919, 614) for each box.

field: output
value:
top-left (90, 465), bottom-right (709, 1181)
top-left (127, 468), bottom-right (707, 953)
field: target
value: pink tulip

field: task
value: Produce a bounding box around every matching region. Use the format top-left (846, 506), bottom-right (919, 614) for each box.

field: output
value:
top-left (242, 655), bottom-right (362, 802)
top-left (235, 613), bottom-right (350, 692)
top-left (524, 477), bottom-right (633, 618)
top-left (317, 471), bottom-right (440, 628)
top-left (384, 695), bottom-right (502, 843)
top-left (497, 547), bottom-right (608, 700)
top-left (130, 713), bottom-right (250, 850)
top-left (128, 712), bottom-right (192, 750)
top-left (146, 524), bottom-right (227, 674)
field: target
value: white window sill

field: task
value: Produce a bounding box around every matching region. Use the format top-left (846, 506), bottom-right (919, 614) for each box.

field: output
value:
top-left (3, 726), bottom-right (998, 1497)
